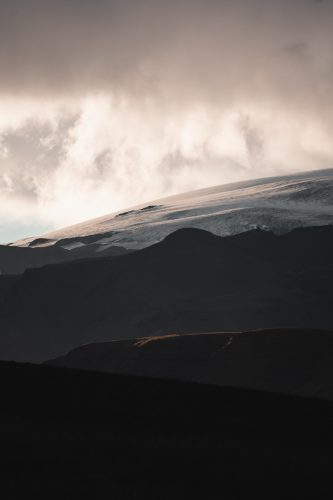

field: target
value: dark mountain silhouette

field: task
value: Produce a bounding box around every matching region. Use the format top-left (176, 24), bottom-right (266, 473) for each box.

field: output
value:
top-left (0, 240), bottom-right (130, 274)
top-left (0, 225), bottom-right (333, 362)
top-left (1, 360), bottom-right (333, 499)
top-left (0, 243), bottom-right (71, 274)
top-left (47, 328), bottom-right (333, 400)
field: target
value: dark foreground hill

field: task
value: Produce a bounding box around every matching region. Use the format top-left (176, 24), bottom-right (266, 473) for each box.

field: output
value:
top-left (1, 361), bottom-right (333, 499)
top-left (1, 225), bottom-right (333, 362)
top-left (47, 328), bottom-right (333, 400)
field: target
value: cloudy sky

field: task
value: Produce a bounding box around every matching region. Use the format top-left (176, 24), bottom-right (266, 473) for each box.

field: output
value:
top-left (0, 0), bottom-right (332, 242)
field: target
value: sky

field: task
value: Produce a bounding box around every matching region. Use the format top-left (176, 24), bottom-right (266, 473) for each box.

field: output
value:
top-left (0, 0), bottom-right (333, 243)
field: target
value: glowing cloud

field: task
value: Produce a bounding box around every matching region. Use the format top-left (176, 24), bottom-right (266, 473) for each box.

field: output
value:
top-left (0, 0), bottom-right (332, 240)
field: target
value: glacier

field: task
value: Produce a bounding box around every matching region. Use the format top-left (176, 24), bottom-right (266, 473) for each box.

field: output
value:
top-left (14, 168), bottom-right (333, 252)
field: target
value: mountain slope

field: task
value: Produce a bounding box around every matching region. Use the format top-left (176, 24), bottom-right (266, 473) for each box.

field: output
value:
top-left (0, 241), bottom-right (130, 275)
top-left (48, 329), bottom-right (333, 400)
top-left (1, 225), bottom-right (333, 362)
top-left (14, 168), bottom-right (333, 253)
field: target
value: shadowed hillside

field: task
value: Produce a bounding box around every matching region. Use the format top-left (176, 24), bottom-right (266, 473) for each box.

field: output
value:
top-left (47, 328), bottom-right (333, 400)
top-left (0, 225), bottom-right (333, 361)
top-left (1, 361), bottom-right (333, 499)
top-left (0, 240), bottom-right (129, 274)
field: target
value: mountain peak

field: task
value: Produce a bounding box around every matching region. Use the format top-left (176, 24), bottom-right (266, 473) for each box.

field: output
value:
top-left (162, 227), bottom-right (221, 246)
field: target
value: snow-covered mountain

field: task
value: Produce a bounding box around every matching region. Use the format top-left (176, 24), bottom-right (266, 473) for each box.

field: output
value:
top-left (14, 168), bottom-right (333, 252)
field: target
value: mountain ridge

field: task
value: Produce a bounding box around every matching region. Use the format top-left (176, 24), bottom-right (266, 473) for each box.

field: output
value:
top-left (1, 224), bottom-right (333, 362)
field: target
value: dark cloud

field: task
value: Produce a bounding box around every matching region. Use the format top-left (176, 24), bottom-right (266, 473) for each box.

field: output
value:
top-left (0, 0), bottom-right (332, 107)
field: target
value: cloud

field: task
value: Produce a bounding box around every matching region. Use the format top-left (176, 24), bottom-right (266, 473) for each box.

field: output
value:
top-left (0, 0), bottom-right (333, 239)
top-left (0, 0), bottom-right (331, 102)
